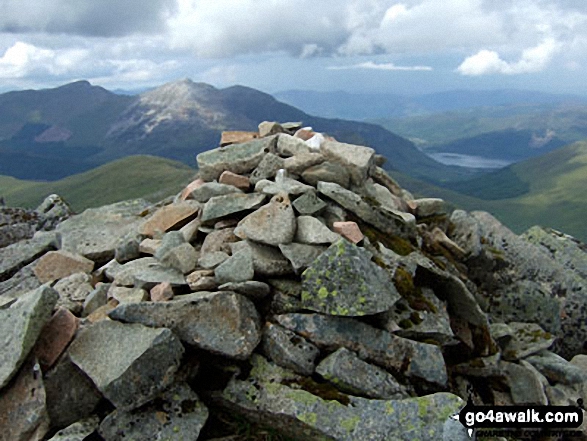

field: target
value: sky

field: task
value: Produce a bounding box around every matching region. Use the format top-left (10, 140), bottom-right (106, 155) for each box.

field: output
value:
top-left (0, 0), bottom-right (586, 96)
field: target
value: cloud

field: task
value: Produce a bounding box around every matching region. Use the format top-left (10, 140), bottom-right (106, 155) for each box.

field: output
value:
top-left (0, 0), bottom-right (176, 37)
top-left (327, 61), bottom-right (432, 71)
top-left (457, 38), bottom-right (561, 75)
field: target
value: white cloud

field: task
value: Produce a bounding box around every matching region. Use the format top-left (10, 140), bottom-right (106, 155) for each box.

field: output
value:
top-left (457, 38), bottom-right (561, 75)
top-left (327, 61), bottom-right (432, 71)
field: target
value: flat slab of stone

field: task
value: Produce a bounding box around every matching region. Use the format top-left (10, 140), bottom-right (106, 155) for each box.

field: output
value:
top-left (99, 382), bottom-right (209, 441)
top-left (333, 221), bottom-right (364, 244)
top-left (302, 161), bottom-right (350, 188)
top-left (295, 216), bottom-right (339, 244)
top-left (283, 152), bottom-right (325, 174)
top-left (215, 248), bottom-right (255, 284)
top-left (321, 140), bottom-right (375, 185)
top-left (275, 313), bottom-right (448, 387)
top-left (0, 232), bottom-right (57, 282)
top-left (109, 291), bottom-right (261, 360)
top-left (279, 243), bottom-right (326, 274)
top-left (33, 250), bottom-right (94, 284)
top-left (411, 198), bottom-right (446, 218)
top-left (526, 351), bottom-right (587, 385)
top-left (292, 191), bottom-right (327, 215)
top-left (201, 193), bottom-right (266, 223)
top-left (316, 347), bottom-right (409, 399)
top-left (234, 193), bottom-right (296, 245)
top-left (46, 416), bottom-right (100, 441)
top-left (197, 136), bottom-right (277, 181)
top-left (69, 320), bottom-right (184, 410)
top-left (301, 239), bottom-right (399, 316)
top-left (258, 177), bottom-right (315, 196)
top-left (219, 170), bottom-right (251, 190)
top-left (0, 285), bottom-right (59, 389)
top-left (0, 356), bottom-right (50, 441)
top-left (138, 201), bottom-right (200, 237)
top-left (502, 361), bottom-right (548, 405)
top-left (318, 181), bottom-right (416, 238)
top-left (187, 182), bottom-right (243, 202)
top-left (220, 130), bottom-right (259, 146)
top-left (262, 322), bottom-right (319, 376)
top-left (218, 281), bottom-right (271, 301)
top-left (502, 322), bottom-right (556, 361)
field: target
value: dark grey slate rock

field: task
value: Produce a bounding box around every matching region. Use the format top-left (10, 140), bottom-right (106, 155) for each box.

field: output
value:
top-left (114, 232), bottom-right (142, 263)
top-left (292, 191), bottom-right (327, 215)
top-left (279, 243), bottom-right (326, 274)
top-left (231, 240), bottom-right (293, 276)
top-left (44, 354), bottom-right (103, 429)
top-left (196, 135), bottom-right (277, 181)
top-left (46, 416), bottom-right (100, 441)
top-left (99, 383), bottom-right (208, 441)
top-left (321, 140), bottom-right (375, 186)
top-left (0, 285), bottom-right (59, 389)
top-left (201, 193), bottom-right (266, 223)
top-left (318, 181), bottom-right (416, 239)
top-left (300, 239), bottom-right (399, 317)
top-left (302, 161), bottom-right (351, 188)
top-left (218, 281), bottom-right (271, 301)
top-left (275, 313), bottom-right (448, 387)
top-left (295, 216), bottom-right (339, 244)
top-left (249, 152), bottom-right (285, 184)
top-left (502, 361), bottom-right (548, 405)
top-left (68, 320), bottom-right (184, 410)
top-left (109, 291), bottom-right (261, 360)
top-left (261, 322), bottom-right (319, 376)
top-left (316, 347), bottom-right (409, 399)
top-left (0, 355), bottom-right (50, 441)
top-left (0, 232), bottom-right (58, 282)
top-left (526, 351), bottom-right (587, 385)
top-left (188, 182), bottom-right (243, 202)
top-left (217, 355), bottom-right (461, 441)
top-left (215, 248), bottom-right (255, 284)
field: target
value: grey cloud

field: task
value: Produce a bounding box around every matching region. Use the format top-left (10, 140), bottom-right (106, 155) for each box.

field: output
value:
top-left (0, 0), bottom-right (177, 37)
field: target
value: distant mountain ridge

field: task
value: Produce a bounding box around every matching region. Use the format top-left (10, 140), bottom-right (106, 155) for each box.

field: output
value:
top-left (0, 79), bottom-right (473, 183)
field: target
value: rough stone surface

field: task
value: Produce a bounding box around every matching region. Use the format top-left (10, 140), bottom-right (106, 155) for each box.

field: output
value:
top-left (411, 198), bottom-right (446, 218)
top-left (258, 177), bottom-right (315, 196)
top-left (201, 227), bottom-right (238, 254)
top-left (198, 250), bottom-right (229, 269)
top-left (196, 135), bottom-right (277, 181)
top-left (219, 170), bottom-right (251, 190)
top-left (292, 191), bottom-right (327, 215)
top-left (149, 282), bottom-right (174, 302)
top-left (0, 232), bottom-right (58, 282)
top-left (249, 152), bottom-right (285, 184)
top-left (279, 242), bottom-right (326, 274)
top-left (0, 356), bottom-right (50, 441)
top-left (0, 285), bottom-right (59, 389)
top-left (501, 322), bottom-right (556, 361)
top-left (46, 416), bottom-right (100, 441)
top-left (262, 322), bottom-right (319, 375)
top-left (276, 313), bottom-right (448, 387)
top-left (220, 130), bottom-right (258, 146)
top-left (526, 351), bottom-right (587, 385)
top-left (138, 201), bottom-right (200, 237)
top-left (99, 382), bottom-right (209, 441)
top-left (276, 133), bottom-right (312, 157)
top-left (215, 248), bottom-right (255, 284)
top-left (302, 161), bottom-right (351, 188)
top-left (201, 193), bottom-right (266, 222)
top-left (502, 361), bottom-right (548, 405)
top-left (33, 307), bottom-right (79, 371)
top-left (82, 283), bottom-right (110, 317)
top-left (188, 182), bottom-right (243, 202)
top-left (33, 250), bottom-right (94, 283)
top-left (231, 240), bottom-right (293, 276)
top-left (321, 140), bottom-right (375, 186)
top-left (68, 320), bottom-right (184, 410)
top-left (54, 272), bottom-right (94, 314)
top-left (295, 215), bottom-right (339, 244)
top-left (332, 221), bottom-right (364, 244)
top-left (158, 242), bottom-right (198, 274)
top-left (283, 152), bottom-right (325, 174)
top-left (301, 239), bottom-right (400, 316)
top-left (109, 291), bottom-right (261, 360)
top-left (179, 178), bottom-right (205, 201)
top-left (218, 281), bottom-right (271, 301)
top-left (108, 286), bottom-right (149, 304)
top-left (316, 347), bottom-right (409, 399)
top-left (234, 193), bottom-right (296, 245)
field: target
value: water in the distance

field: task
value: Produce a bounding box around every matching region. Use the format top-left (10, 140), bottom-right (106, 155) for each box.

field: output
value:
top-left (428, 152), bottom-right (514, 169)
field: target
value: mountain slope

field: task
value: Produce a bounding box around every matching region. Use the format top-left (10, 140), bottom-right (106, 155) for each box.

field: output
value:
top-left (0, 155), bottom-right (195, 212)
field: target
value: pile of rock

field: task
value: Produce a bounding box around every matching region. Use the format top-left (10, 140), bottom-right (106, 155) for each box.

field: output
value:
top-left (1, 122), bottom-right (586, 440)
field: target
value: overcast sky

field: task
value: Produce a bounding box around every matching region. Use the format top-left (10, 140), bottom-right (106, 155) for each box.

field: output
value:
top-left (0, 0), bottom-right (586, 95)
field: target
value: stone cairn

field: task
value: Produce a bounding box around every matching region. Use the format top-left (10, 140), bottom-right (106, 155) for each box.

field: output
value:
top-left (1, 121), bottom-right (586, 440)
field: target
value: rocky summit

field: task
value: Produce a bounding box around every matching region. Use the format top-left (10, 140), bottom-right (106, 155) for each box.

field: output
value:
top-left (0, 121), bottom-right (586, 441)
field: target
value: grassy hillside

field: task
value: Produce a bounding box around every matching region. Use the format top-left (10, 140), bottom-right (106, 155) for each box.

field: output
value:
top-left (0, 155), bottom-right (196, 212)
top-left (393, 141), bottom-right (587, 242)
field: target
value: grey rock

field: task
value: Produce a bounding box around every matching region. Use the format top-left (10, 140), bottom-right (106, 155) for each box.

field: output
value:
top-left (0, 232), bottom-right (58, 282)
top-left (153, 230), bottom-right (186, 260)
top-left (526, 351), bottom-right (587, 385)
top-left (361, 179), bottom-right (406, 212)
top-left (111, 257), bottom-right (186, 289)
top-left (279, 243), bottom-right (327, 274)
top-left (0, 207), bottom-right (41, 247)
top-left (411, 198), bottom-right (446, 218)
top-left (259, 177), bottom-right (315, 196)
top-left (259, 121), bottom-right (285, 137)
top-left (201, 193), bottom-right (266, 223)
top-left (108, 257), bottom-right (157, 284)
top-left (158, 242), bottom-right (198, 274)
top-left (215, 248), bottom-right (255, 284)
top-left (218, 355), bottom-right (461, 441)
top-left (0, 285), bottom-right (59, 389)
top-left (0, 260), bottom-right (42, 299)
top-left (370, 166), bottom-right (403, 197)
top-left (295, 215), bottom-right (339, 244)
top-left (249, 152), bottom-right (285, 184)
top-left (188, 182), bottom-right (243, 202)
top-left (218, 281), bottom-right (271, 301)
top-left (0, 355), bottom-right (50, 441)
top-left (57, 199), bottom-right (149, 263)
top-left (231, 240), bottom-right (293, 276)
top-left (196, 135), bottom-right (277, 181)
top-left (300, 239), bottom-right (399, 317)
top-left (108, 286), bottom-right (148, 304)
top-left (54, 272), bottom-right (94, 314)
top-left (82, 283), bottom-right (110, 317)
top-left (276, 133), bottom-right (312, 157)
top-left (46, 416), bottom-right (100, 441)
top-left (318, 181), bottom-right (416, 238)
top-left (99, 382), bottom-right (208, 441)
top-left (316, 347), bottom-right (409, 399)
top-left (261, 322), bottom-right (319, 376)
top-left (44, 354), bottom-right (103, 429)
top-left (201, 227), bottom-right (238, 254)
top-left (321, 140), bottom-right (375, 186)
top-left (268, 278), bottom-right (302, 297)
top-left (109, 291), bottom-right (261, 360)
top-left (501, 322), bottom-right (556, 361)
top-left (302, 161), bottom-right (351, 188)
top-left (69, 320), bottom-right (184, 410)
top-left (198, 251), bottom-right (230, 269)
top-left (234, 193), bottom-right (296, 245)
top-left (283, 152), bottom-right (325, 174)
top-left (292, 191), bottom-right (327, 215)
top-left (270, 291), bottom-right (303, 315)
top-left (502, 361), bottom-right (548, 405)
top-left (275, 313), bottom-right (448, 387)
top-left (114, 232), bottom-right (142, 263)
top-left (35, 193), bottom-right (73, 229)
